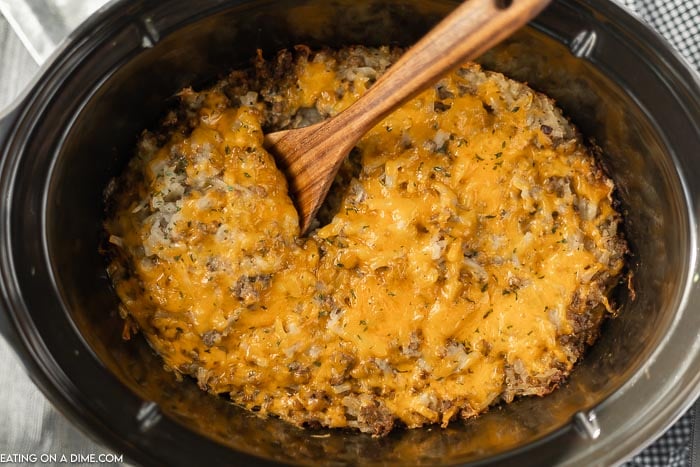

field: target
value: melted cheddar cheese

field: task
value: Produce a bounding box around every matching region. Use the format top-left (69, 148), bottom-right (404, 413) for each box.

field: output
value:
top-left (105, 47), bottom-right (626, 435)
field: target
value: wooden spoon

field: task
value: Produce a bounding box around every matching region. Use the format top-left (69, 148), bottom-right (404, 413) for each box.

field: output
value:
top-left (264, 0), bottom-right (551, 233)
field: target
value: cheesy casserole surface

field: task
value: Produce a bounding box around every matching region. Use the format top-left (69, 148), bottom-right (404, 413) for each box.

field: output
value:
top-left (104, 46), bottom-right (627, 435)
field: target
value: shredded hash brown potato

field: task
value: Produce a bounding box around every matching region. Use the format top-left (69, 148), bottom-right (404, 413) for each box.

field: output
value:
top-left (104, 46), bottom-right (627, 436)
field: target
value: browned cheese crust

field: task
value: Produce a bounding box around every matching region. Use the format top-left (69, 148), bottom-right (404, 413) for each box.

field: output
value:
top-left (104, 46), bottom-right (628, 436)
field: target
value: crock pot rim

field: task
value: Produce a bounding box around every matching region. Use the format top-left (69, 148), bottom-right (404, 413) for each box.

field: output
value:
top-left (0, 0), bottom-right (698, 465)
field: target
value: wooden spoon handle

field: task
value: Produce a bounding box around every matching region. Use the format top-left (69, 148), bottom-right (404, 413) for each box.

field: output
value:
top-left (323, 0), bottom-right (551, 140)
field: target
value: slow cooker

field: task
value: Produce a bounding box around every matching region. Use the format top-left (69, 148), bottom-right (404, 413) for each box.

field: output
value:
top-left (0, 0), bottom-right (699, 465)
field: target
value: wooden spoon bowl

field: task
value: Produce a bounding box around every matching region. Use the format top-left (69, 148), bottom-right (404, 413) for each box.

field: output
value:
top-left (264, 0), bottom-right (552, 233)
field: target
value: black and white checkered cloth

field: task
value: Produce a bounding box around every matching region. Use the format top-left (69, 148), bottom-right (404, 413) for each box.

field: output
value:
top-left (624, 403), bottom-right (698, 467)
top-left (613, 2), bottom-right (699, 466)
top-left (616, 0), bottom-right (700, 69)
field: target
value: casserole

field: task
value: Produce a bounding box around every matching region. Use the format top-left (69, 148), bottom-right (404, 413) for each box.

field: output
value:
top-left (0, 0), bottom-right (698, 465)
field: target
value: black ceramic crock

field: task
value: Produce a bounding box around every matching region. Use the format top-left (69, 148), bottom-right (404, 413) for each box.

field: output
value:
top-left (0, 0), bottom-right (699, 465)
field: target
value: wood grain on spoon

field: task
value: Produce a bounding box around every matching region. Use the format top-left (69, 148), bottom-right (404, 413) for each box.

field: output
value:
top-left (264, 0), bottom-right (552, 234)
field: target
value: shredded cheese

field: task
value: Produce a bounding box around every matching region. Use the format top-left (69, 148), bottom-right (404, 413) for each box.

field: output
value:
top-left (105, 48), bottom-right (626, 435)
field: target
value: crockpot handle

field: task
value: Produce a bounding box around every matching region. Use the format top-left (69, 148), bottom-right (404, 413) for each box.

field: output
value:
top-left (0, 105), bottom-right (19, 137)
top-left (0, 300), bottom-right (20, 351)
top-left (0, 105), bottom-right (23, 352)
